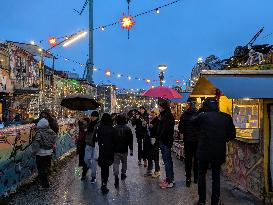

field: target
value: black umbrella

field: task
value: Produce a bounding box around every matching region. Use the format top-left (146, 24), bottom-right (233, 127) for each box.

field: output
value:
top-left (61, 95), bottom-right (100, 111)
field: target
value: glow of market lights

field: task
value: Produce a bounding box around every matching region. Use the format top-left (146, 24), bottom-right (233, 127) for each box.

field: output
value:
top-left (48, 37), bottom-right (57, 46)
top-left (105, 70), bottom-right (111, 76)
top-left (63, 31), bottom-right (88, 47)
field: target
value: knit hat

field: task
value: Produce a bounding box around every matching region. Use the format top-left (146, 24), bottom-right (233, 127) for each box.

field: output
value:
top-left (37, 118), bottom-right (49, 128)
top-left (91, 111), bottom-right (99, 117)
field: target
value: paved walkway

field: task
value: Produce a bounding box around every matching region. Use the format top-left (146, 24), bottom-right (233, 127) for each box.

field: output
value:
top-left (6, 127), bottom-right (262, 205)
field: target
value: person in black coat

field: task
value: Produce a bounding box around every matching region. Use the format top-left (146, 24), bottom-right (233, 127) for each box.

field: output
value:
top-left (157, 100), bottom-right (175, 189)
top-left (178, 101), bottom-right (199, 187)
top-left (132, 106), bottom-right (149, 166)
top-left (39, 109), bottom-right (59, 134)
top-left (113, 114), bottom-right (133, 188)
top-left (144, 109), bottom-right (161, 178)
top-left (93, 113), bottom-right (115, 195)
top-left (193, 98), bottom-right (236, 205)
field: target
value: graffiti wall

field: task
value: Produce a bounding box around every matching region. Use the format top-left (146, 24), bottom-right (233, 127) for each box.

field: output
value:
top-left (0, 118), bottom-right (77, 197)
top-left (224, 140), bottom-right (264, 198)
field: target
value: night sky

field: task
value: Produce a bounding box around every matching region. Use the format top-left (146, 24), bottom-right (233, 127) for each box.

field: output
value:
top-left (1, 0), bottom-right (273, 89)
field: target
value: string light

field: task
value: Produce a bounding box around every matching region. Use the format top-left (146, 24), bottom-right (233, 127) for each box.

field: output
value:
top-left (156, 8), bottom-right (160, 14)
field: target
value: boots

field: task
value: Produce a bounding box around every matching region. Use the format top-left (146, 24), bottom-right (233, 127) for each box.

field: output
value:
top-left (101, 183), bottom-right (109, 195)
top-left (114, 176), bottom-right (119, 188)
top-left (121, 173), bottom-right (127, 180)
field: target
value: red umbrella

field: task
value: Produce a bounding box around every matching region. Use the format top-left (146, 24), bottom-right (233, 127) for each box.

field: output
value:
top-left (142, 86), bottom-right (182, 99)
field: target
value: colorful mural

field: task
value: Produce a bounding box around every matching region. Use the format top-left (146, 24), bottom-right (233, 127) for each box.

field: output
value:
top-left (0, 118), bottom-right (77, 197)
top-left (224, 140), bottom-right (264, 198)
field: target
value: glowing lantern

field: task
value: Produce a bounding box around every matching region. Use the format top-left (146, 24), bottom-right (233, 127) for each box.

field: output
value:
top-left (176, 80), bottom-right (180, 84)
top-left (48, 37), bottom-right (57, 46)
top-left (105, 70), bottom-right (111, 77)
top-left (146, 79), bottom-right (151, 83)
top-left (121, 15), bottom-right (135, 30)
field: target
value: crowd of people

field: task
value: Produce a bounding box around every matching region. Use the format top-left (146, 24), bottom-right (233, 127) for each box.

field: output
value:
top-left (30, 98), bottom-right (236, 205)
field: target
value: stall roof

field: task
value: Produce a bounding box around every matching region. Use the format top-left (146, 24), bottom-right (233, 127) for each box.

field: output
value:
top-left (170, 92), bottom-right (190, 103)
top-left (191, 70), bottom-right (273, 99)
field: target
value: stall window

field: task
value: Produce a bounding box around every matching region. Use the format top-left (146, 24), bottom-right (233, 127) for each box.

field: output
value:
top-left (232, 99), bottom-right (260, 140)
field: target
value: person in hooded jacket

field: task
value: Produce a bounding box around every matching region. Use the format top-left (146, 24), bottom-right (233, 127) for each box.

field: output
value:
top-left (193, 98), bottom-right (236, 205)
top-left (157, 100), bottom-right (175, 189)
top-left (93, 113), bottom-right (115, 195)
top-left (32, 118), bottom-right (57, 189)
top-left (113, 114), bottom-right (133, 188)
top-left (178, 101), bottom-right (199, 187)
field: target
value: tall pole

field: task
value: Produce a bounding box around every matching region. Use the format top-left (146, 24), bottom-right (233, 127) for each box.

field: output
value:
top-left (86, 0), bottom-right (94, 84)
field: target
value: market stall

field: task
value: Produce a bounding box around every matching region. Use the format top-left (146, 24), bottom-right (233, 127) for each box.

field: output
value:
top-left (191, 70), bottom-right (273, 199)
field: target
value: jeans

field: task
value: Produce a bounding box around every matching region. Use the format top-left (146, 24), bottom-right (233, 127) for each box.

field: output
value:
top-left (101, 165), bottom-right (110, 185)
top-left (36, 155), bottom-right (51, 187)
top-left (84, 145), bottom-right (98, 177)
top-left (160, 143), bottom-right (174, 183)
top-left (184, 141), bottom-right (198, 181)
top-left (113, 153), bottom-right (128, 176)
top-left (198, 160), bottom-right (221, 205)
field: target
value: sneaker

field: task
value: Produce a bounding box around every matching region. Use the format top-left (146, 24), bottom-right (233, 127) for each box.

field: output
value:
top-left (152, 171), bottom-right (161, 178)
top-left (144, 171), bottom-right (153, 177)
top-left (90, 177), bottom-right (96, 184)
top-left (101, 185), bottom-right (109, 195)
top-left (121, 173), bottom-right (127, 180)
top-left (159, 179), bottom-right (167, 186)
top-left (160, 181), bottom-right (174, 189)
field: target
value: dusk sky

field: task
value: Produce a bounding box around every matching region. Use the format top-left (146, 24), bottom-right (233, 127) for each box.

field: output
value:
top-left (1, 0), bottom-right (273, 89)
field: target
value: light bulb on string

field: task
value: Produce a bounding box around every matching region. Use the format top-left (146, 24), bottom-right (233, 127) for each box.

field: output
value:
top-left (156, 8), bottom-right (160, 14)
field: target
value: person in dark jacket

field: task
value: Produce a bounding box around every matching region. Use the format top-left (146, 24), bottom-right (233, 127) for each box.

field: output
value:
top-left (113, 114), bottom-right (133, 188)
top-left (84, 111), bottom-right (99, 183)
top-left (144, 109), bottom-right (161, 178)
top-left (93, 113), bottom-right (115, 195)
top-left (193, 98), bottom-right (236, 205)
top-left (133, 106), bottom-right (149, 166)
top-left (178, 101), bottom-right (199, 187)
top-left (157, 100), bottom-right (175, 189)
top-left (76, 118), bottom-right (89, 180)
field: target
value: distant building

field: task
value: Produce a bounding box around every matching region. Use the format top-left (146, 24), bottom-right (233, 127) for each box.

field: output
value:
top-left (96, 84), bottom-right (117, 113)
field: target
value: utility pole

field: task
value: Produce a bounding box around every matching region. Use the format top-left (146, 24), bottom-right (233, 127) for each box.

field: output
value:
top-left (86, 0), bottom-right (94, 84)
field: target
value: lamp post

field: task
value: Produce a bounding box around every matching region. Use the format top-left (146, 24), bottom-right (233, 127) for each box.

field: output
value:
top-left (158, 64), bottom-right (167, 86)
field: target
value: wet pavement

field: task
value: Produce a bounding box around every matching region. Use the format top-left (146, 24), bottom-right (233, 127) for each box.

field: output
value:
top-left (5, 128), bottom-right (263, 205)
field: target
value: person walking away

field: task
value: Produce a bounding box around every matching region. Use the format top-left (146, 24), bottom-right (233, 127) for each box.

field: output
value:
top-left (157, 100), bottom-right (175, 189)
top-left (93, 113), bottom-right (115, 195)
top-left (113, 114), bottom-right (133, 188)
top-left (85, 111), bottom-right (99, 183)
top-left (133, 106), bottom-right (149, 166)
top-left (193, 98), bottom-right (236, 205)
top-left (32, 118), bottom-right (57, 189)
top-left (178, 101), bottom-right (199, 187)
top-left (144, 109), bottom-right (160, 178)
top-left (76, 118), bottom-right (89, 180)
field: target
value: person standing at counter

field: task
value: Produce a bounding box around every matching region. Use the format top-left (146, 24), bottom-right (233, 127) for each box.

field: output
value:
top-left (32, 118), bottom-right (57, 189)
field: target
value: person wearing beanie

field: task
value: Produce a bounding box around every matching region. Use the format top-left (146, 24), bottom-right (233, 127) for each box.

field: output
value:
top-left (157, 99), bottom-right (175, 189)
top-left (32, 118), bottom-right (57, 189)
top-left (84, 111), bottom-right (100, 183)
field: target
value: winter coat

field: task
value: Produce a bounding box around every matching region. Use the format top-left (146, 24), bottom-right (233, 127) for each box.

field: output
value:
top-left (193, 111), bottom-right (236, 164)
top-left (157, 109), bottom-right (175, 148)
top-left (113, 125), bottom-right (133, 154)
top-left (85, 120), bottom-right (99, 147)
top-left (148, 117), bottom-right (160, 161)
top-left (32, 128), bottom-right (57, 153)
top-left (94, 125), bottom-right (115, 167)
top-left (178, 108), bottom-right (198, 142)
top-left (133, 113), bottom-right (149, 139)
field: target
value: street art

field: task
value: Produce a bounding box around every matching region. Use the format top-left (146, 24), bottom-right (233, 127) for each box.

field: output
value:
top-left (0, 119), bottom-right (77, 197)
top-left (224, 140), bottom-right (264, 198)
